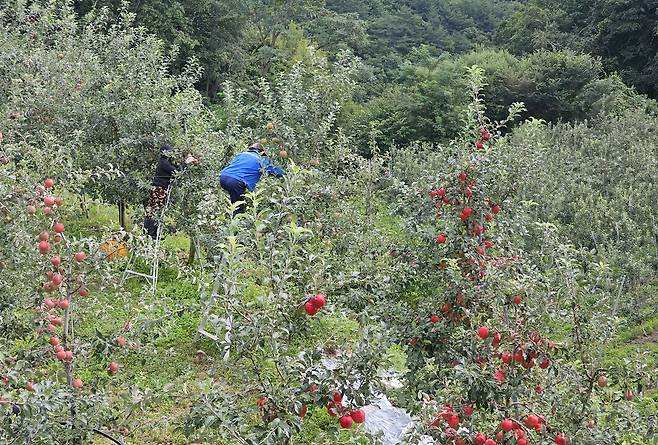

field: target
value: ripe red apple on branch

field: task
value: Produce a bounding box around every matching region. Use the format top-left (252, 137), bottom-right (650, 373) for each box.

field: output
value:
top-left (304, 293), bottom-right (327, 316)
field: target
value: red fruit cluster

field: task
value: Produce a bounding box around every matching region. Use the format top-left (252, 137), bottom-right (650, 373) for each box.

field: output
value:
top-left (475, 127), bottom-right (491, 150)
top-left (430, 405), bottom-right (464, 430)
top-left (304, 293), bottom-right (326, 316)
top-left (27, 179), bottom-right (64, 218)
top-left (474, 326), bottom-right (556, 380)
top-left (27, 179), bottom-right (123, 390)
top-left (326, 392), bottom-right (366, 429)
top-left (430, 168), bottom-right (504, 283)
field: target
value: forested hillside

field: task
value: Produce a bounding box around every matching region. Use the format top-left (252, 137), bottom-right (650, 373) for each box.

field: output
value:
top-left (0, 1), bottom-right (656, 445)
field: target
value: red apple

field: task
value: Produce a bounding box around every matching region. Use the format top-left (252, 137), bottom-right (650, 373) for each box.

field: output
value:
top-left (485, 439), bottom-right (496, 445)
top-left (53, 222), bottom-right (64, 233)
top-left (44, 196), bottom-right (55, 207)
top-left (332, 392), bottom-right (343, 403)
top-left (518, 439), bottom-right (528, 445)
top-left (304, 301), bottom-right (318, 316)
top-left (56, 350), bottom-right (67, 361)
top-left (279, 150), bottom-right (288, 158)
top-left (43, 206), bottom-right (53, 215)
top-left (492, 204), bottom-right (501, 214)
top-left (463, 404), bottom-right (473, 417)
top-left (524, 415), bottom-right (539, 428)
top-left (78, 287), bottom-right (89, 297)
top-left (475, 433), bottom-right (487, 445)
top-left (58, 299), bottom-right (69, 310)
top-left (350, 409), bottom-right (366, 423)
top-left (514, 350), bottom-right (524, 363)
top-left (49, 336), bottom-right (60, 346)
top-left (485, 213), bottom-right (494, 222)
top-left (430, 314), bottom-right (440, 323)
top-left (501, 419), bottom-right (514, 432)
top-left (512, 295), bottom-right (522, 305)
top-left (339, 415), bottom-right (353, 428)
top-left (597, 375), bottom-right (608, 387)
top-left (73, 251), bottom-right (86, 262)
top-left (54, 196), bottom-right (63, 206)
top-left (447, 414), bottom-right (460, 428)
top-left (108, 362), bottom-right (119, 375)
top-left (64, 350), bottom-right (73, 361)
top-left (38, 241), bottom-right (50, 254)
top-left (26, 205), bottom-right (36, 215)
top-left (44, 298), bottom-right (56, 309)
top-left (475, 141), bottom-right (484, 150)
top-left (117, 336), bottom-right (126, 347)
top-left (51, 273), bottom-right (63, 286)
top-left (435, 234), bottom-right (447, 244)
top-left (539, 358), bottom-right (550, 369)
top-left (477, 326), bottom-right (489, 339)
top-left (72, 378), bottom-right (83, 389)
top-left (297, 404), bottom-right (307, 417)
top-left (555, 435), bottom-right (567, 445)
top-left (50, 255), bottom-right (61, 267)
top-left (44, 178), bottom-right (55, 189)
top-left (311, 293), bottom-right (326, 308)
top-left (458, 172), bottom-right (467, 181)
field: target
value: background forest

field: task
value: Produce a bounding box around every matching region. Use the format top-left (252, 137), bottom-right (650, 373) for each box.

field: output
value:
top-left (0, 1), bottom-right (657, 445)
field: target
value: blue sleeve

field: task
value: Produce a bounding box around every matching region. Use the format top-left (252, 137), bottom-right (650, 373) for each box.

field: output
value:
top-left (263, 158), bottom-right (285, 177)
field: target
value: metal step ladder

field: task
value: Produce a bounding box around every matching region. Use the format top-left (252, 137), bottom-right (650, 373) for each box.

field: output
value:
top-left (122, 186), bottom-right (173, 293)
top-left (194, 237), bottom-right (247, 361)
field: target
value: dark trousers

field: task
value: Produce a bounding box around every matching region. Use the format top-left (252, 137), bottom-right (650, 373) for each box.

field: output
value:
top-left (220, 175), bottom-right (247, 215)
top-left (143, 186), bottom-right (168, 239)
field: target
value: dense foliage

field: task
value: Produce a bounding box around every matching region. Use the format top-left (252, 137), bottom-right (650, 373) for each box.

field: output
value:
top-left (0, 1), bottom-right (656, 445)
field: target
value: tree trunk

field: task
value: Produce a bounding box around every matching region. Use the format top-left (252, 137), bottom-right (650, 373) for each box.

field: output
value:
top-left (118, 201), bottom-right (126, 229)
top-left (80, 193), bottom-right (90, 218)
top-left (188, 237), bottom-right (196, 266)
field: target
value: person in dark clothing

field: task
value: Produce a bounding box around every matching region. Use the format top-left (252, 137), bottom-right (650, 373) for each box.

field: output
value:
top-left (143, 144), bottom-right (199, 239)
top-left (220, 142), bottom-right (285, 215)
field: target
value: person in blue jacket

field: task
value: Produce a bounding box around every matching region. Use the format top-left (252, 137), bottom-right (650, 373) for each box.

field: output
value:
top-left (220, 142), bottom-right (285, 215)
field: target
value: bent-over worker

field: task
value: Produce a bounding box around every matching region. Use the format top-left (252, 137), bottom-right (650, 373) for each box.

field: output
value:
top-left (219, 142), bottom-right (285, 215)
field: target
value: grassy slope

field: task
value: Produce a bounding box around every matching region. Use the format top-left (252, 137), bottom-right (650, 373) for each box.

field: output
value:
top-left (62, 200), bottom-right (378, 444)
top-left (55, 198), bottom-right (657, 444)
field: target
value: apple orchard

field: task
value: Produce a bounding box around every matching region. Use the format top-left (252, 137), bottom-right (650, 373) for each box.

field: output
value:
top-left (0, 5), bottom-right (656, 445)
